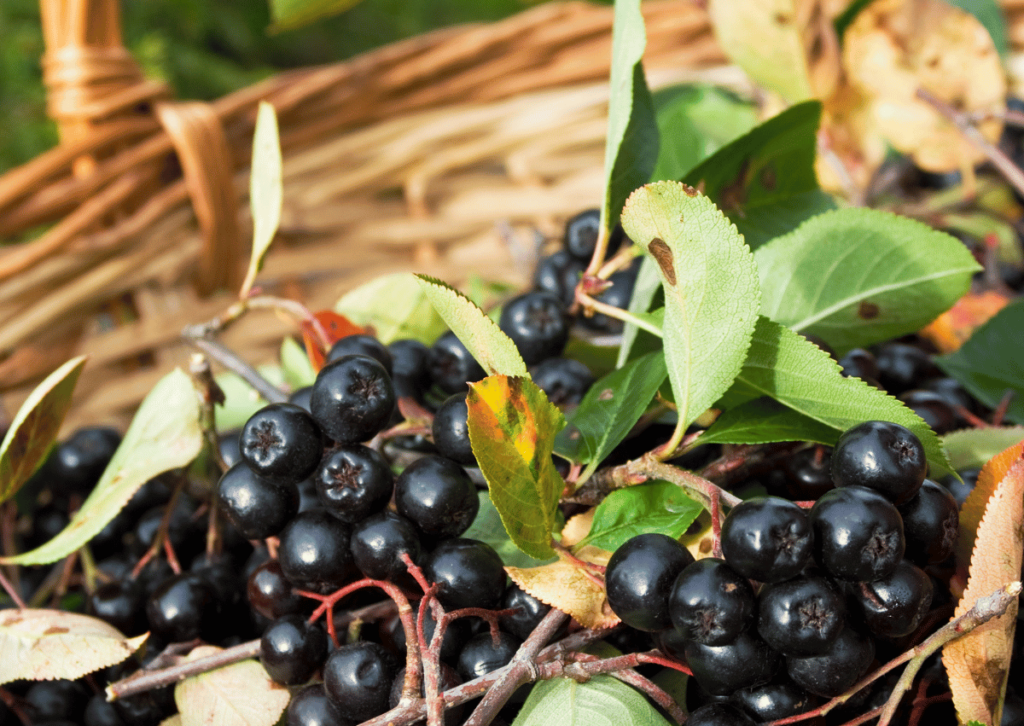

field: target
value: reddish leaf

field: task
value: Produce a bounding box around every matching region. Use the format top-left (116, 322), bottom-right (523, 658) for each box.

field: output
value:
top-left (300, 310), bottom-right (365, 371)
top-left (920, 289), bottom-right (1012, 354)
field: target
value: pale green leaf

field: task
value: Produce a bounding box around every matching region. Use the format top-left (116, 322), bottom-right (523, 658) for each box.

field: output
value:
top-left (416, 275), bottom-right (527, 377)
top-left (241, 101), bottom-right (283, 296)
top-left (617, 255), bottom-right (663, 368)
top-left (512, 673), bottom-right (672, 726)
top-left (701, 397), bottom-right (838, 445)
top-left (600, 0), bottom-right (659, 237)
top-left (0, 356), bottom-right (86, 505)
top-left (175, 645), bottom-right (290, 726)
top-left (1, 369), bottom-right (204, 565)
top-left (0, 609), bottom-right (147, 684)
top-left (335, 272), bottom-right (447, 345)
top-left (755, 209), bottom-right (980, 354)
top-left (280, 337), bottom-right (316, 390)
top-left (213, 366), bottom-right (286, 432)
top-left (463, 491), bottom-right (557, 569)
top-left (943, 427), bottom-right (1024, 473)
top-left (937, 299), bottom-right (1024, 425)
top-left (620, 182), bottom-right (760, 434)
top-left (575, 481), bottom-right (702, 552)
top-left (729, 316), bottom-right (953, 477)
top-left (467, 376), bottom-right (565, 560)
top-left (269, 0), bottom-right (365, 31)
top-left (554, 351), bottom-right (667, 483)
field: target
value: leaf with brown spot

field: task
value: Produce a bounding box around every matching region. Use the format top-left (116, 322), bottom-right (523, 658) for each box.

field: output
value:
top-left (943, 442), bottom-right (1024, 726)
top-left (506, 548), bottom-right (618, 630)
top-left (0, 356), bottom-right (86, 506)
top-left (175, 645), bottom-right (290, 726)
top-left (0, 609), bottom-right (147, 684)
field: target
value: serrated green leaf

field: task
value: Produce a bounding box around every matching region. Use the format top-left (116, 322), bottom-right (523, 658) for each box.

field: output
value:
top-left (0, 609), bottom-right (147, 685)
top-left (214, 366), bottom-right (286, 432)
top-left (620, 182), bottom-right (760, 436)
top-left (617, 255), bottom-right (663, 368)
top-left (701, 397), bottom-right (838, 445)
top-left (937, 299), bottom-right (1024, 425)
top-left (966, 721), bottom-right (990, 726)
top-left (554, 351), bottom-right (667, 483)
top-left (280, 337), bottom-right (316, 390)
top-left (269, 0), bottom-right (365, 31)
top-left (727, 316), bottom-right (953, 477)
top-left (574, 481), bottom-right (702, 552)
top-left (600, 0), bottom-right (658, 239)
top-left (175, 645), bottom-right (290, 726)
top-left (463, 491), bottom-right (557, 569)
top-left (0, 356), bottom-right (86, 505)
top-left (467, 376), bottom-right (565, 560)
top-left (683, 101), bottom-right (834, 249)
top-left (416, 275), bottom-right (528, 378)
top-left (755, 209), bottom-right (980, 354)
top-left (512, 673), bottom-right (672, 726)
top-left (335, 272), bottom-right (448, 345)
top-left (943, 427), bottom-right (1024, 472)
top-left (945, 0), bottom-right (1008, 56)
top-left (1, 369), bottom-right (203, 566)
top-left (240, 101), bottom-right (283, 297)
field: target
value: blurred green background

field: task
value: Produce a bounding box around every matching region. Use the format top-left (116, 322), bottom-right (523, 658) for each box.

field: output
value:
top-left (0, 0), bottom-right (541, 173)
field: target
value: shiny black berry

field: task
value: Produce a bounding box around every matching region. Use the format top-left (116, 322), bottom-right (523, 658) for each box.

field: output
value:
top-left (423, 538), bottom-right (506, 610)
top-left (350, 511), bottom-right (422, 583)
top-left (48, 425), bottom-right (121, 496)
top-left (832, 421), bottom-right (926, 505)
top-left (311, 355), bottom-right (396, 444)
top-left (85, 692), bottom-right (127, 726)
top-left (730, 680), bottom-right (817, 722)
top-left (686, 703), bottom-right (757, 726)
top-left (533, 249), bottom-right (585, 307)
top-left (500, 584), bottom-right (553, 641)
top-left (899, 389), bottom-right (958, 434)
top-left (605, 533), bottom-right (695, 632)
top-left (432, 393), bottom-right (475, 466)
top-left (260, 614), bottom-right (328, 685)
top-left (684, 629), bottom-right (781, 697)
top-left (721, 496), bottom-right (812, 583)
top-left (838, 348), bottom-right (880, 383)
top-left (898, 479), bottom-right (959, 565)
top-left (786, 625), bottom-right (875, 698)
top-left (809, 485), bottom-right (905, 582)
top-left (394, 455), bottom-right (479, 540)
top-left (247, 559), bottom-right (306, 620)
top-left (286, 683), bottom-right (351, 726)
top-left (327, 334), bottom-right (394, 377)
top-left (531, 357), bottom-right (594, 407)
top-left (456, 631), bottom-right (522, 681)
top-left (781, 447), bottom-right (834, 500)
top-left (315, 445), bottom-right (394, 524)
top-left (88, 580), bottom-right (144, 635)
top-left (217, 462), bottom-right (300, 540)
top-left (756, 574), bottom-right (845, 656)
top-left (323, 642), bottom-right (399, 720)
top-left (941, 467), bottom-right (979, 509)
top-left (25, 679), bottom-right (89, 723)
top-left (669, 558), bottom-right (755, 645)
top-left (563, 208), bottom-right (601, 261)
top-left (427, 331), bottom-right (486, 395)
top-left (498, 291), bottom-right (570, 366)
top-left (277, 510), bottom-right (354, 593)
top-left (850, 559), bottom-right (933, 638)
top-left (240, 403), bottom-right (324, 485)
top-left (875, 342), bottom-right (939, 394)
top-left (146, 572), bottom-right (219, 642)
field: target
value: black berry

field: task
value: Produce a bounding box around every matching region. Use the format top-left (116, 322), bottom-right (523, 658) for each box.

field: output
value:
top-left (217, 462), bottom-right (300, 540)
top-left (423, 538), bottom-right (506, 610)
top-left (350, 511), bottom-right (423, 583)
top-left (327, 334), bottom-right (394, 377)
top-left (240, 403), bottom-right (324, 485)
top-left (669, 558), bottom-right (755, 645)
top-left (898, 478), bottom-right (959, 565)
top-left (831, 420), bottom-right (927, 505)
top-left (277, 510), bottom-right (355, 593)
top-left (809, 485), bottom-right (905, 582)
top-left (605, 533), bottom-right (695, 632)
top-left (756, 573), bottom-right (845, 656)
top-left (260, 614), bottom-right (328, 685)
top-left (531, 357), bottom-right (594, 407)
top-left (315, 445), bottom-right (394, 524)
top-left (394, 455), bottom-right (479, 540)
top-left (721, 496), bottom-right (812, 583)
top-left (323, 642), bottom-right (399, 721)
top-left (427, 331), bottom-right (486, 395)
top-left (311, 355), bottom-right (396, 444)
top-left (786, 625), bottom-right (875, 698)
top-left (498, 291), bottom-right (570, 366)
top-left (431, 393), bottom-right (476, 466)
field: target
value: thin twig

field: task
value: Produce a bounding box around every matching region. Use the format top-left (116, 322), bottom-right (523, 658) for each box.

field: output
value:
top-left (182, 337), bottom-right (287, 404)
top-left (106, 640), bottom-right (261, 701)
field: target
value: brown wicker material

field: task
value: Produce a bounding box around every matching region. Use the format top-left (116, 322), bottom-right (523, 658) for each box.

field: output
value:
top-left (0, 0), bottom-right (731, 431)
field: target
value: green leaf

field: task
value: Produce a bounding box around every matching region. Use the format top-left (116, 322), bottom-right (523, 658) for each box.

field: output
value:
top-left (617, 255), bottom-right (663, 368)
top-left (512, 673), bottom-right (672, 726)
top-left (0, 356), bottom-right (86, 505)
top-left (269, 0), bottom-right (365, 31)
top-left (416, 275), bottom-right (528, 377)
top-left (600, 0), bottom-right (659, 238)
top-left (1, 369), bottom-right (204, 566)
top-left (0, 609), bottom-right (147, 685)
top-left (620, 182), bottom-right (760, 435)
top-left (755, 209), bottom-right (981, 353)
top-left (213, 366), bottom-right (286, 432)
top-left (175, 645), bottom-right (290, 726)
top-left (945, 0), bottom-right (1009, 56)
top-left (335, 272), bottom-right (448, 345)
top-left (683, 101), bottom-right (835, 249)
top-left (942, 427), bottom-right (1024, 472)
top-left (728, 316), bottom-right (953, 477)
top-left (937, 299), bottom-right (1024, 425)
top-left (554, 351), bottom-right (667, 483)
top-left (463, 491), bottom-right (557, 569)
top-left (240, 101), bottom-right (283, 297)
top-left (574, 481), bottom-right (702, 552)
top-left (467, 376), bottom-right (565, 560)
top-left (701, 397), bottom-right (839, 445)
top-left (280, 337), bottom-right (316, 390)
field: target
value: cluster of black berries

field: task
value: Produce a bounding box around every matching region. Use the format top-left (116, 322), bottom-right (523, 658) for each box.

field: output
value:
top-left (604, 421), bottom-right (964, 725)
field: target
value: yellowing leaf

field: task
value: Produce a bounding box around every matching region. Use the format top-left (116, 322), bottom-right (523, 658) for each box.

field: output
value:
top-left (175, 645), bottom-right (290, 726)
top-left (468, 376), bottom-right (565, 560)
top-left (506, 549), bottom-right (618, 630)
top-left (943, 450), bottom-right (1024, 726)
top-left (841, 0), bottom-right (1005, 173)
top-left (0, 609), bottom-right (147, 684)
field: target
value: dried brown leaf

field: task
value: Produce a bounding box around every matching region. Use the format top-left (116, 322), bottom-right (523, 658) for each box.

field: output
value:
top-left (0, 609), bottom-right (147, 684)
top-left (841, 0), bottom-right (1005, 173)
top-left (175, 645), bottom-right (290, 726)
top-left (560, 509), bottom-right (596, 548)
top-left (943, 446), bottom-right (1024, 726)
top-left (506, 547), bottom-right (617, 630)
